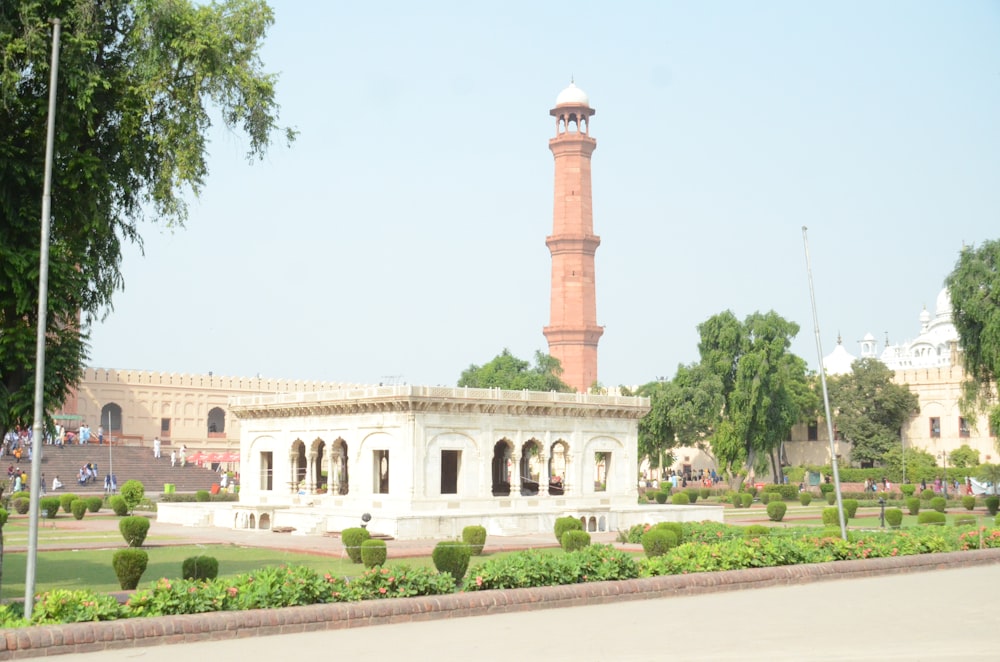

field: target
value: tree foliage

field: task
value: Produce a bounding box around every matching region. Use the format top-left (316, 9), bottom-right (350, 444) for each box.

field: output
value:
top-left (826, 358), bottom-right (920, 467)
top-left (457, 349), bottom-right (572, 392)
top-left (0, 0), bottom-right (292, 437)
top-left (945, 239), bottom-right (1000, 441)
top-left (948, 444), bottom-right (980, 469)
top-left (690, 310), bottom-right (815, 482)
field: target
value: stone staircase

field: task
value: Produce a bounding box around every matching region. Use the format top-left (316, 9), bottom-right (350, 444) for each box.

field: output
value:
top-left (16, 444), bottom-right (224, 495)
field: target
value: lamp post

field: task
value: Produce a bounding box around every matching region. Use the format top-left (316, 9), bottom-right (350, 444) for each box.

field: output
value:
top-left (939, 451), bottom-right (948, 499)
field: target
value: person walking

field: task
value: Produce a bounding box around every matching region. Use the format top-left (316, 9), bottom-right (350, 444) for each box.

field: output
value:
top-left (170, 450), bottom-right (177, 467)
top-left (153, 437), bottom-right (162, 459)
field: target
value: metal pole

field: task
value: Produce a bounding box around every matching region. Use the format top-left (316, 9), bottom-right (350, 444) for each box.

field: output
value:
top-left (25, 18), bottom-right (62, 619)
top-left (802, 227), bottom-right (848, 541)
top-left (107, 409), bottom-right (113, 489)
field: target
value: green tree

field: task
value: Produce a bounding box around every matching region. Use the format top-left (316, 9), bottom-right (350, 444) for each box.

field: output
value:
top-left (457, 349), bottom-right (572, 392)
top-left (0, 0), bottom-right (292, 439)
top-left (826, 358), bottom-right (920, 467)
top-left (949, 444), bottom-right (980, 469)
top-left (694, 310), bottom-right (813, 483)
top-left (945, 240), bottom-right (1000, 445)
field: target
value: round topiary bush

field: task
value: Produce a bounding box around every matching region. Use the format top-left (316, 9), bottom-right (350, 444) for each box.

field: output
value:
top-left (744, 524), bottom-right (769, 537)
top-left (554, 516), bottom-right (583, 542)
top-left (119, 515), bottom-right (151, 547)
top-left (86, 496), bottom-right (103, 513)
top-left (39, 496), bottom-right (60, 519)
top-left (360, 539), bottom-right (388, 568)
top-left (842, 499), bottom-right (859, 519)
top-left (12, 497), bottom-right (29, 515)
top-left (730, 493), bottom-right (742, 508)
top-left (819, 483), bottom-right (834, 495)
top-left (740, 493), bottom-right (753, 508)
top-left (985, 496), bottom-right (999, 516)
top-left (746, 485), bottom-right (758, 498)
top-left (825, 492), bottom-right (836, 505)
top-left (112, 549), bottom-right (148, 590)
top-left (685, 489), bottom-right (699, 504)
top-left (760, 492), bottom-right (771, 505)
top-left (906, 497), bottom-right (921, 515)
top-left (900, 484), bottom-right (916, 497)
top-left (766, 501), bottom-right (787, 522)
top-left (653, 521), bottom-right (684, 542)
top-left (920, 488), bottom-right (935, 501)
top-left (671, 492), bottom-right (690, 505)
top-left (462, 525), bottom-right (487, 555)
top-left (930, 496), bottom-right (946, 513)
top-left (432, 540), bottom-right (472, 582)
top-left (119, 479), bottom-right (145, 514)
top-left (182, 555), bottom-right (219, 580)
top-left (195, 490), bottom-right (210, 502)
top-left (699, 488), bottom-right (710, 499)
top-left (59, 493), bottom-right (78, 514)
top-left (641, 528), bottom-right (678, 558)
top-left (109, 495), bottom-right (128, 517)
top-left (961, 495), bottom-right (976, 511)
top-left (561, 529), bottom-right (591, 552)
top-left (654, 491), bottom-right (669, 504)
top-left (917, 511), bottom-right (946, 526)
top-left (822, 507), bottom-right (841, 527)
top-left (70, 499), bottom-right (87, 520)
top-left (799, 492), bottom-right (812, 506)
top-left (341, 527), bottom-right (371, 564)
top-left (885, 507), bottom-right (903, 528)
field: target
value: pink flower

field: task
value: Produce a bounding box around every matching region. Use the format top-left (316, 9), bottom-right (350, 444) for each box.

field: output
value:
top-left (378, 587), bottom-right (387, 594)
top-left (227, 587), bottom-right (238, 597)
top-left (388, 576), bottom-right (395, 583)
top-left (475, 576), bottom-right (483, 587)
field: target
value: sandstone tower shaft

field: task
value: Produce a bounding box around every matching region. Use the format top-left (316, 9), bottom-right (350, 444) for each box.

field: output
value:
top-left (543, 83), bottom-right (602, 393)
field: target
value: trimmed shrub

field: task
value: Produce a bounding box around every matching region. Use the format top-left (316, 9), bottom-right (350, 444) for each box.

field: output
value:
top-left (819, 483), bottom-right (835, 495)
top-left (699, 488), bottom-right (710, 499)
top-left (825, 492), bottom-right (836, 505)
top-left (671, 492), bottom-right (690, 505)
top-left (954, 515), bottom-right (976, 527)
top-left (920, 488), bottom-right (935, 501)
top-left (653, 521), bottom-right (684, 542)
top-left (109, 495), bottom-right (128, 517)
top-left (554, 516), bottom-right (583, 543)
top-left (39, 496), bottom-right (60, 519)
top-left (641, 528), bottom-right (678, 558)
top-left (985, 496), bottom-right (999, 516)
top-left (744, 524), bottom-right (770, 537)
top-left (59, 493), bottom-right (78, 514)
top-left (761, 484), bottom-right (797, 500)
top-left (86, 496), bottom-right (103, 513)
top-left (644, 491), bottom-right (656, 501)
top-left (821, 507), bottom-right (841, 527)
top-left (766, 501), bottom-right (787, 522)
top-left (182, 555), bottom-right (219, 580)
top-left (12, 497), bottom-right (29, 515)
top-left (120, 480), bottom-right (145, 514)
top-left (561, 529), bottom-right (591, 552)
top-left (731, 493), bottom-right (742, 508)
top-left (798, 492), bottom-right (812, 506)
top-left (843, 499), bottom-right (859, 519)
top-left (112, 549), bottom-right (148, 590)
top-left (740, 493), bottom-right (753, 508)
top-left (360, 539), bottom-right (388, 568)
top-left (119, 516), bottom-right (151, 547)
top-left (930, 497), bottom-right (946, 513)
top-left (917, 511), bottom-right (946, 526)
top-left (195, 490), bottom-right (210, 502)
top-left (760, 492), bottom-right (771, 505)
top-left (70, 499), bottom-right (87, 520)
top-left (746, 485), bottom-right (758, 497)
top-left (432, 540), bottom-right (472, 582)
top-left (906, 497), bottom-right (921, 515)
top-left (684, 489), bottom-right (699, 504)
top-left (995, 513), bottom-right (1000, 526)
top-left (961, 496), bottom-right (976, 511)
top-left (885, 507), bottom-right (903, 528)
top-left (462, 525), bottom-right (487, 555)
top-left (341, 527), bottom-right (371, 564)
top-left (654, 491), bottom-right (668, 504)
top-left (899, 484), bottom-right (916, 497)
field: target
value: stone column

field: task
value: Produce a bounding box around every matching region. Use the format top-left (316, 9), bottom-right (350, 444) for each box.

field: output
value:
top-left (331, 448), bottom-right (343, 494)
top-left (326, 446), bottom-right (336, 495)
top-left (307, 451), bottom-right (317, 493)
top-left (510, 451), bottom-right (521, 496)
top-left (287, 452), bottom-right (297, 494)
top-left (538, 450), bottom-right (549, 497)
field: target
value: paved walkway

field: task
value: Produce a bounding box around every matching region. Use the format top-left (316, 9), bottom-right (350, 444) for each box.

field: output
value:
top-left (46, 562), bottom-right (1000, 662)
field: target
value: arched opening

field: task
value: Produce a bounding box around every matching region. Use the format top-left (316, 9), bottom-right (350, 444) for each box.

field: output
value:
top-left (598, 515), bottom-right (607, 532)
top-left (588, 516), bottom-right (597, 532)
top-left (99, 403), bottom-right (123, 439)
top-left (290, 440), bottom-right (307, 492)
top-left (207, 407), bottom-right (226, 436)
top-left (548, 441), bottom-right (568, 495)
top-left (491, 440), bottom-right (512, 496)
top-left (313, 438), bottom-right (327, 493)
top-left (520, 439), bottom-right (541, 496)
top-left (249, 513), bottom-right (256, 529)
top-left (259, 513), bottom-right (271, 530)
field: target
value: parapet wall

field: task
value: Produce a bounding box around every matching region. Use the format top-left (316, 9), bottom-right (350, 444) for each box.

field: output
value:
top-left (82, 367), bottom-right (355, 393)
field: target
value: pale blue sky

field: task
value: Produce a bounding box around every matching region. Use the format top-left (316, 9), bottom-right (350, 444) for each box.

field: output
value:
top-left (88, 1), bottom-right (1000, 388)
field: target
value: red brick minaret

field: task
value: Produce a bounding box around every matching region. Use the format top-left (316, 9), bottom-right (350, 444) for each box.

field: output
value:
top-left (543, 82), bottom-right (602, 393)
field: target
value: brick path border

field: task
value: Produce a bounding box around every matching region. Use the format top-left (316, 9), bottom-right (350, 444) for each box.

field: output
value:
top-left (3, 548), bottom-right (999, 659)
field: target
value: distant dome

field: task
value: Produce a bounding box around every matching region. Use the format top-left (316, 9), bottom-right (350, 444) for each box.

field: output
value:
top-left (935, 288), bottom-right (952, 317)
top-left (823, 337), bottom-right (856, 376)
top-left (556, 82), bottom-right (590, 107)
top-left (862, 332), bottom-right (876, 342)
